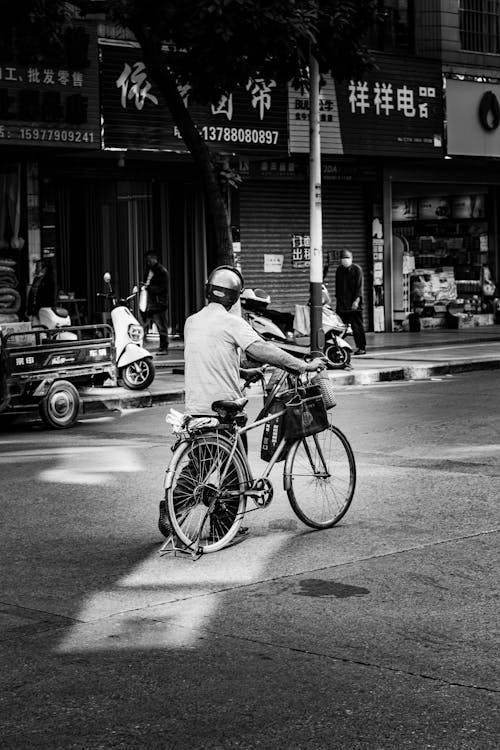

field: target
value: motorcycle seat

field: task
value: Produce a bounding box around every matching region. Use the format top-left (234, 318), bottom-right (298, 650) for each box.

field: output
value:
top-left (52, 306), bottom-right (70, 318)
top-left (211, 397), bottom-right (248, 414)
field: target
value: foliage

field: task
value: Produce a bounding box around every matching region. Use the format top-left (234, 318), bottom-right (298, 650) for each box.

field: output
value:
top-left (0, 1), bottom-right (75, 63)
top-left (7, 1), bottom-right (382, 264)
top-left (105, 0), bottom-right (380, 103)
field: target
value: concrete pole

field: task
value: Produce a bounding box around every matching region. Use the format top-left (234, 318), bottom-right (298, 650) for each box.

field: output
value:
top-left (309, 52), bottom-right (324, 355)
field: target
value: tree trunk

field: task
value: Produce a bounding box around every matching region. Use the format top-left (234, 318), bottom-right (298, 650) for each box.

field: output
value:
top-left (132, 27), bottom-right (234, 267)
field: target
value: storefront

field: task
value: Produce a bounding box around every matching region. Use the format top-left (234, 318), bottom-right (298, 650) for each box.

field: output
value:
top-left (255, 52), bottom-right (446, 333)
top-left (89, 39), bottom-right (290, 333)
top-left (0, 20), bottom-right (100, 327)
top-left (386, 77), bottom-right (500, 332)
top-left (238, 159), bottom-right (374, 329)
top-left (391, 183), bottom-right (496, 329)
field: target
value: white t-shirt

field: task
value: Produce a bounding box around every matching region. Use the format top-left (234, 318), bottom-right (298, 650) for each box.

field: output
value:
top-left (184, 302), bottom-right (261, 414)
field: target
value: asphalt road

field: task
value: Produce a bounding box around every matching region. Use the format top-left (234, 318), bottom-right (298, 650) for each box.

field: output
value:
top-left (0, 370), bottom-right (499, 749)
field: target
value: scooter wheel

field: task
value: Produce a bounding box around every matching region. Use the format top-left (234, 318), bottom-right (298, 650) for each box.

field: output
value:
top-left (121, 357), bottom-right (155, 390)
top-left (325, 344), bottom-right (351, 369)
top-left (39, 380), bottom-right (80, 429)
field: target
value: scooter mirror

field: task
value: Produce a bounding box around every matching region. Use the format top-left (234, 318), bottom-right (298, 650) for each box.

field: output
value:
top-left (132, 285), bottom-right (138, 294)
top-left (103, 272), bottom-right (111, 284)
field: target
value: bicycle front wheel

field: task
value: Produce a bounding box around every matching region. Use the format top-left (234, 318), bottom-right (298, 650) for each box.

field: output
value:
top-left (284, 425), bottom-right (356, 528)
top-left (166, 432), bottom-right (248, 553)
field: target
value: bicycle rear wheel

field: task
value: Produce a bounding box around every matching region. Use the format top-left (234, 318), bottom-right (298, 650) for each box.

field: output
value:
top-left (166, 432), bottom-right (248, 553)
top-left (284, 425), bottom-right (356, 528)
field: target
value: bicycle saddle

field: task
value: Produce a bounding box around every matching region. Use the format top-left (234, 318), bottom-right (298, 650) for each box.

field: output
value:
top-left (211, 397), bottom-right (248, 414)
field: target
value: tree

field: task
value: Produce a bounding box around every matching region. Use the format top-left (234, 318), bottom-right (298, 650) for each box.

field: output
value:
top-left (10, 1), bottom-right (381, 265)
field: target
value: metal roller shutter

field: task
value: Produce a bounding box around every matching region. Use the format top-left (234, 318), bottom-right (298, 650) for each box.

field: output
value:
top-left (239, 180), bottom-right (369, 326)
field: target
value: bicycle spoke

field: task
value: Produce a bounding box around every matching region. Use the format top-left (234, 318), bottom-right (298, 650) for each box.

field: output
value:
top-left (166, 433), bottom-right (247, 552)
top-left (286, 426), bottom-right (356, 528)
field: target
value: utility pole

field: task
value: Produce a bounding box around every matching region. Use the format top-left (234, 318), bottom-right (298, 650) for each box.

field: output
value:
top-left (309, 52), bottom-right (324, 356)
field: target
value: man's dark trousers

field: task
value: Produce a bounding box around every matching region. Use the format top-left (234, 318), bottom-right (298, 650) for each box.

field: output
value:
top-left (144, 309), bottom-right (169, 351)
top-left (337, 309), bottom-right (366, 351)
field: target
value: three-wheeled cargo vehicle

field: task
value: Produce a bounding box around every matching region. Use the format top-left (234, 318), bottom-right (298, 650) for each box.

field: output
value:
top-left (0, 324), bottom-right (116, 429)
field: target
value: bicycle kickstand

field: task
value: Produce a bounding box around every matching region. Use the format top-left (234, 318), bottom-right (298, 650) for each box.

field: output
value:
top-left (158, 533), bottom-right (203, 560)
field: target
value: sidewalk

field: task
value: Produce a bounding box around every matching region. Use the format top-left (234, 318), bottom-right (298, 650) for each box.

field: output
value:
top-left (80, 325), bottom-right (500, 414)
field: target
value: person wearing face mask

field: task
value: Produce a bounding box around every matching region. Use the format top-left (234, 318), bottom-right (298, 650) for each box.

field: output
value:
top-left (335, 249), bottom-right (367, 355)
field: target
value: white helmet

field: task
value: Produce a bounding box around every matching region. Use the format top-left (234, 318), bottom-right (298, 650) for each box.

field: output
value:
top-left (206, 266), bottom-right (244, 308)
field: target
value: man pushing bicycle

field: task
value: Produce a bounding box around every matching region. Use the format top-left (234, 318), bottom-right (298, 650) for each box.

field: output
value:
top-left (183, 265), bottom-right (325, 416)
top-left (158, 266), bottom-right (325, 539)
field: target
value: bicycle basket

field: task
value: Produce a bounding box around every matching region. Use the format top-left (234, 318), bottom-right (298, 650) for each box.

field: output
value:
top-left (283, 384), bottom-right (328, 441)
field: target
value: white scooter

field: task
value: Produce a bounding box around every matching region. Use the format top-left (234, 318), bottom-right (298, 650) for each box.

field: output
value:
top-left (98, 273), bottom-right (155, 390)
top-left (31, 307), bottom-right (78, 341)
top-left (241, 287), bottom-right (353, 369)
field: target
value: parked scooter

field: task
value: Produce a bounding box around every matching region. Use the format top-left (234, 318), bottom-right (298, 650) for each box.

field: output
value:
top-left (98, 273), bottom-right (155, 390)
top-left (31, 307), bottom-right (78, 341)
top-left (241, 287), bottom-right (353, 368)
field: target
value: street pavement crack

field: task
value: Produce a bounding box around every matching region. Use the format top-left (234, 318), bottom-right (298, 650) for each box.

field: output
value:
top-left (356, 451), bottom-right (500, 475)
top-left (101, 527), bottom-right (500, 618)
top-left (192, 627), bottom-right (500, 695)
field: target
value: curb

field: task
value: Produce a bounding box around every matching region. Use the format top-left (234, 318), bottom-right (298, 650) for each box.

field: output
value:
top-left (329, 356), bottom-right (500, 388)
top-left (80, 356), bottom-right (500, 413)
top-left (81, 387), bottom-right (184, 415)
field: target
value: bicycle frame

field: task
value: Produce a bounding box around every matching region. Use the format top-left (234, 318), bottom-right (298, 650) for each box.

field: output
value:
top-left (210, 368), bottom-right (296, 490)
top-left (217, 408), bottom-right (289, 489)
top-left (162, 366), bottom-right (355, 558)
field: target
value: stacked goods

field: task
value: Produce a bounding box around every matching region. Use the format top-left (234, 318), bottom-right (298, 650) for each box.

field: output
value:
top-left (0, 257), bottom-right (20, 323)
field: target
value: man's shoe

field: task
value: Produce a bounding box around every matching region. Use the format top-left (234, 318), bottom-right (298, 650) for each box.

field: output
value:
top-left (354, 349), bottom-right (367, 355)
top-left (158, 500), bottom-right (173, 538)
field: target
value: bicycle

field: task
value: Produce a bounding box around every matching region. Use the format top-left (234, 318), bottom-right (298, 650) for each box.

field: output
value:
top-left (162, 368), bottom-right (356, 559)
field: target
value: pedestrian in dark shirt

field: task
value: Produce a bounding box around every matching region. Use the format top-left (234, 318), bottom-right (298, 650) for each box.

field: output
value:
top-left (335, 249), bottom-right (367, 355)
top-left (27, 259), bottom-right (56, 320)
top-left (142, 252), bottom-right (170, 354)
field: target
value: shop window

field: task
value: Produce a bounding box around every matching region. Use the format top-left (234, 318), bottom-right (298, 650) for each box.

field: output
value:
top-left (368, 1), bottom-right (413, 54)
top-left (392, 192), bottom-right (497, 328)
top-left (460, 0), bottom-right (500, 54)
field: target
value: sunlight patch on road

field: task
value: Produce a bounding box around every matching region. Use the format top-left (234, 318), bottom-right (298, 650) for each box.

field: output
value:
top-left (57, 532), bottom-right (288, 653)
top-left (39, 446), bottom-right (143, 484)
top-left (0, 444), bottom-right (144, 484)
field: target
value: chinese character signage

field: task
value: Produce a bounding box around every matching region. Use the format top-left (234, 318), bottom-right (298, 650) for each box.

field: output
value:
top-left (100, 43), bottom-right (288, 154)
top-left (289, 55), bottom-right (443, 158)
top-left (291, 234), bottom-right (310, 268)
top-left (0, 22), bottom-right (100, 148)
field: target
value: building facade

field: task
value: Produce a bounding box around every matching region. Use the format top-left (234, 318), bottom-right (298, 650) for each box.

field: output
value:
top-left (1, 2), bottom-right (499, 336)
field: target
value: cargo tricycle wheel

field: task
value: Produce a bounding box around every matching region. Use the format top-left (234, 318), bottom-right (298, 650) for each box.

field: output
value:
top-left (39, 380), bottom-right (80, 429)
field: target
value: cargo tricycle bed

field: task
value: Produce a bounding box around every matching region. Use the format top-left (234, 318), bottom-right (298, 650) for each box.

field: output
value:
top-left (0, 324), bottom-right (116, 429)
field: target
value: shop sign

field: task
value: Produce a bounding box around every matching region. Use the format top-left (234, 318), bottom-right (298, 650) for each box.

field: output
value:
top-left (322, 163), bottom-right (377, 181)
top-left (100, 43), bottom-right (288, 154)
top-left (289, 54), bottom-right (443, 158)
top-left (392, 198), bottom-right (418, 221)
top-left (418, 196), bottom-right (450, 220)
top-left (0, 23), bottom-right (100, 149)
top-left (251, 160), bottom-right (303, 179)
top-left (291, 234), bottom-right (310, 268)
top-left (446, 79), bottom-right (500, 157)
top-left (451, 194), bottom-right (486, 219)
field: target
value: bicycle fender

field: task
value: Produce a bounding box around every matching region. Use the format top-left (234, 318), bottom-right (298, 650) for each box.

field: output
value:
top-left (164, 439), bottom-right (191, 489)
top-left (283, 449), bottom-right (294, 492)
